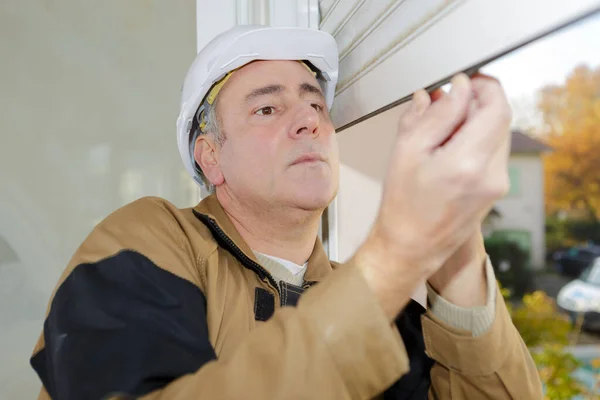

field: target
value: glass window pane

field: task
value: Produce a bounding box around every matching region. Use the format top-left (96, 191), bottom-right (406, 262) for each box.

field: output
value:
top-left (0, 2), bottom-right (196, 398)
top-left (507, 166), bottom-right (522, 197)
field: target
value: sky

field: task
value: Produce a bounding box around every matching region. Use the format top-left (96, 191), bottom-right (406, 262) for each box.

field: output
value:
top-left (480, 11), bottom-right (600, 128)
top-left (483, 12), bottom-right (600, 98)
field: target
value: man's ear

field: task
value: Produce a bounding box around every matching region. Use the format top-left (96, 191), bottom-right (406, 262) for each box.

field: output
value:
top-left (194, 135), bottom-right (225, 187)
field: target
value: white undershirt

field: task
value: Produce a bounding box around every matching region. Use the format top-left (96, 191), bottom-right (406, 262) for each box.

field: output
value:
top-left (254, 251), bottom-right (307, 276)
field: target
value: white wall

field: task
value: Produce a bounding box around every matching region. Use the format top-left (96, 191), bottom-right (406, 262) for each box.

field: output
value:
top-left (494, 155), bottom-right (547, 268)
top-left (0, 1), bottom-right (196, 398)
top-left (336, 104), bottom-right (409, 262)
top-left (337, 102), bottom-right (428, 305)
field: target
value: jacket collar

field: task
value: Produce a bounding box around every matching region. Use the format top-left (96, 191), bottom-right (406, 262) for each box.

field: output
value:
top-left (193, 194), bottom-right (333, 284)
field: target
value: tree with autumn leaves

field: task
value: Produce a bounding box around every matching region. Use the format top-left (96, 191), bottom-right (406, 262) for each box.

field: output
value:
top-left (519, 65), bottom-right (600, 399)
top-left (538, 65), bottom-right (600, 221)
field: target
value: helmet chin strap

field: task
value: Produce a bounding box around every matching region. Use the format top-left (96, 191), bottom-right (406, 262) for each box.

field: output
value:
top-left (300, 60), bottom-right (317, 77)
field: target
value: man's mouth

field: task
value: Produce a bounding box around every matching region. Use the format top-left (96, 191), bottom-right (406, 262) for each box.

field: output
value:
top-left (291, 153), bottom-right (326, 165)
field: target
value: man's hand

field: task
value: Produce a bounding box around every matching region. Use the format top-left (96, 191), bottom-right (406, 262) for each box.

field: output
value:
top-left (352, 73), bottom-right (512, 320)
top-left (427, 75), bottom-right (512, 307)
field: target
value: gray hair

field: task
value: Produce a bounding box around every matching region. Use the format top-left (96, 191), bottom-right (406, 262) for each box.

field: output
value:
top-left (193, 98), bottom-right (226, 193)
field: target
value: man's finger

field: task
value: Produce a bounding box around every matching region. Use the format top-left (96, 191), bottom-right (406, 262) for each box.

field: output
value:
top-left (414, 73), bottom-right (472, 149)
top-left (445, 90), bottom-right (512, 157)
top-left (398, 89), bottom-right (431, 132)
top-left (471, 75), bottom-right (509, 110)
top-left (412, 89), bottom-right (432, 115)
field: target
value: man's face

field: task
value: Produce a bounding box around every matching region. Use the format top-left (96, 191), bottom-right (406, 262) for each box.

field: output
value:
top-left (212, 60), bottom-right (339, 211)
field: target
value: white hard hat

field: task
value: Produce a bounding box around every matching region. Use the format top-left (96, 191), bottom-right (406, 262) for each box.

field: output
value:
top-left (176, 25), bottom-right (339, 188)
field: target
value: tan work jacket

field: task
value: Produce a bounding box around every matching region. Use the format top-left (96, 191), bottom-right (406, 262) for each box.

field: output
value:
top-left (31, 195), bottom-right (542, 399)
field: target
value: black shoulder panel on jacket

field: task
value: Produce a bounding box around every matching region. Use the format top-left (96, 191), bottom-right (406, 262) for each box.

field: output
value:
top-left (384, 299), bottom-right (434, 400)
top-left (30, 250), bottom-right (216, 400)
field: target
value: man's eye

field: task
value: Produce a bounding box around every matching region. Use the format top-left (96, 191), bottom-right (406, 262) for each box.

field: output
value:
top-left (311, 103), bottom-right (324, 112)
top-left (255, 106), bottom-right (275, 116)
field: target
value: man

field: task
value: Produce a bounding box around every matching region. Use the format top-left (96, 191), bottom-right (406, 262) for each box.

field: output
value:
top-left (30, 25), bottom-right (542, 399)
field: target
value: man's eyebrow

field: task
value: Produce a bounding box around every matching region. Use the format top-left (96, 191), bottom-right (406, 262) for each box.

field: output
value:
top-left (245, 84), bottom-right (284, 102)
top-left (299, 82), bottom-right (325, 100)
top-left (244, 83), bottom-right (325, 103)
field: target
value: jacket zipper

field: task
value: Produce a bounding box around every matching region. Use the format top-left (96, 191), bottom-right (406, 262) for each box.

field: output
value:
top-left (193, 210), bottom-right (280, 295)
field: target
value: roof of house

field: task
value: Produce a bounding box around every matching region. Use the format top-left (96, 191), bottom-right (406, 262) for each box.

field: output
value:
top-left (511, 130), bottom-right (552, 154)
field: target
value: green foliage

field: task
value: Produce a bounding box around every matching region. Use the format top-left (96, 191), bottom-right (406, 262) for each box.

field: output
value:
top-left (485, 237), bottom-right (534, 298)
top-left (546, 216), bottom-right (575, 255)
top-left (546, 215), bottom-right (600, 253)
top-left (533, 344), bottom-right (586, 400)
top-left (500, 287), bottom-right (595, 399)
top-left (568, 219), bottom-right (600, 244)
top-left (510, 291), bottom-right (572, 348)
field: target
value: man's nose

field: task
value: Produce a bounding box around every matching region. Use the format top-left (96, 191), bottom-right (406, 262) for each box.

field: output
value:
top-left (289, 104), bottom-right (320, 139)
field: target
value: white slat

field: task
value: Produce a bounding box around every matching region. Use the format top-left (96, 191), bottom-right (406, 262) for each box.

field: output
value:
top-left (320, 0), bottom-right (600, 130)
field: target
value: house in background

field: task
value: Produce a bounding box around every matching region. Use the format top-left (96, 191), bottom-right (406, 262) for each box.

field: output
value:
top-left (486, 130), bottom-right (553, 269)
